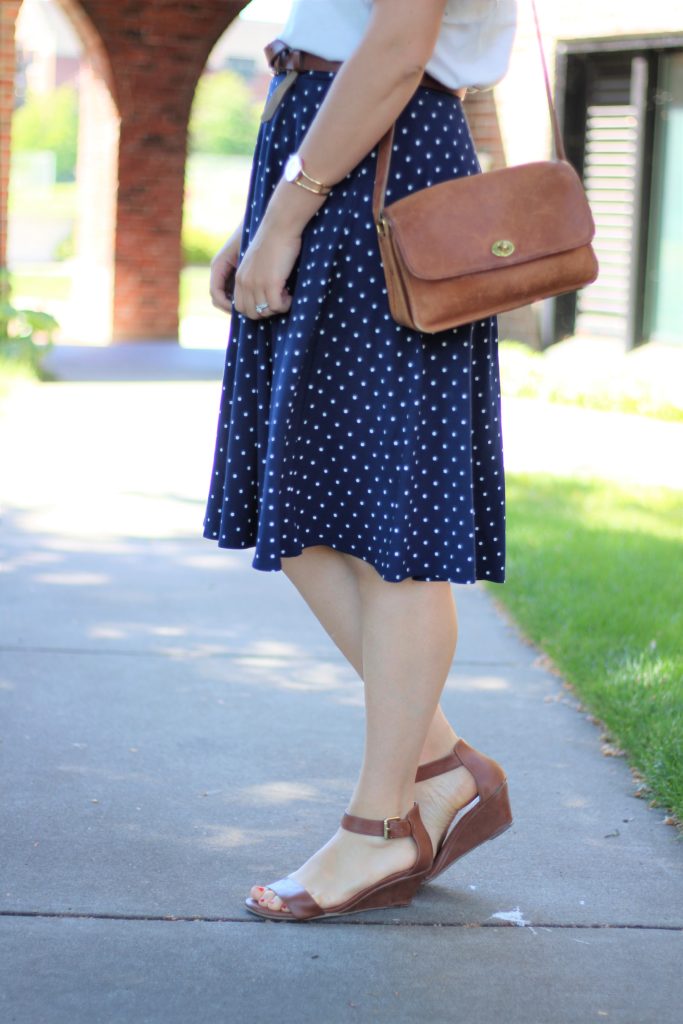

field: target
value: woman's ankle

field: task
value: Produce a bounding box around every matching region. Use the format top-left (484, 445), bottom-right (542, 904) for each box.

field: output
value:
top-left (418, 722), bottom-right (460, 766)
top-left (345, 784), bottom-right (416, 821)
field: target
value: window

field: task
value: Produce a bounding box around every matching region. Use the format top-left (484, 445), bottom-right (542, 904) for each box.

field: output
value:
top-left (554, 34), bottom-right (683, 348)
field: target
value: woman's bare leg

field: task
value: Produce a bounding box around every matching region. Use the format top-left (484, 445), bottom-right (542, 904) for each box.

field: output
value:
top-left (344, 557), bottom-right (458, 812)
top-left (251, 548), bottom-right (476, 913)
top-left (278, 544), bottom-right (365, 676)
top-left (275, 545), bottom-right (459, 761)
top-left (274, 546), bottom-right (476, 866)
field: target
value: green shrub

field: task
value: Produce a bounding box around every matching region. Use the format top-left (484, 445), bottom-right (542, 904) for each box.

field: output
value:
top-left (12, 85), bottom-right (79, 182)
top-left (0, 270), bottom-right (58, 377)
top-left (188, 70), bottom-right (261, 156)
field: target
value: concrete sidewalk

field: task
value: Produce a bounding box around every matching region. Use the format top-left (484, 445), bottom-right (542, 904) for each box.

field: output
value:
top-left (38, 341), bottom-right (683, 488)
top-left (1, 351), bottom-right (681, 1023)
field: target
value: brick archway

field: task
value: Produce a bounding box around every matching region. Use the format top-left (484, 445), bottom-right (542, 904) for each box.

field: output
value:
top-left (72, 0), bottom-right (248, 343)
top-left (1, 1), bottom-right (248, 343)
top-left (2, 2), bottom-right (511, 344)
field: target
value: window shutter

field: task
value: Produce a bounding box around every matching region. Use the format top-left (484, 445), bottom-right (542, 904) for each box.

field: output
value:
top-left (575, 57), bottom-right (648, 341)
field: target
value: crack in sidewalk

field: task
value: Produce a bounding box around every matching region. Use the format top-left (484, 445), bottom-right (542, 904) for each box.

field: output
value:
top-left (1, 910), bottom-right (681, 929)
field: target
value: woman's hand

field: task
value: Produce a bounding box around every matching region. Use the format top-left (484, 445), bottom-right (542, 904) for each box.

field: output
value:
top-left (232, 214), bottom-right (301, 321)
top-left (209, 219), bottom-right (244, 314)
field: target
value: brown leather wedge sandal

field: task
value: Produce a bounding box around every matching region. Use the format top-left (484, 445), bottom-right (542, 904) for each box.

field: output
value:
top-left (415, 737), bottom-right (513, 883)
top-left (244, 801), bottom-right (434, 922)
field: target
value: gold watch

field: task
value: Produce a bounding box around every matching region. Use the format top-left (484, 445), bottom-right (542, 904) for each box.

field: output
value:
top-left (283, 152), bottom-right (332, 195)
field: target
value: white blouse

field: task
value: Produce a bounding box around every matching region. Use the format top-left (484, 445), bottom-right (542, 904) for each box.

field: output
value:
top-left (277, 0), bottom-right (518, 91)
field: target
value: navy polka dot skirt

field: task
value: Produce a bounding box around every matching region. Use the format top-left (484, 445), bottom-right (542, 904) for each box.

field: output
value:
top-left (202, 70), bottom-right (506, 584)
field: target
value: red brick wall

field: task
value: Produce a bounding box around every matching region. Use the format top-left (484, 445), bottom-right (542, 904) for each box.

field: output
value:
top-left (0, 0), bottom-right (21, 299)
top-left (74, 1), bottom-right (246, 342)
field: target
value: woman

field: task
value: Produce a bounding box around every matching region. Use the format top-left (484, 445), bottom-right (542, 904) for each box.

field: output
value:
top-left (204, 0), bottom-right (517, 922)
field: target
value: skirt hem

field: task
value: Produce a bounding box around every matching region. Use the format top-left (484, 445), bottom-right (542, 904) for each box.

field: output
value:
top-left (202, 529), bottom-right (505, 586)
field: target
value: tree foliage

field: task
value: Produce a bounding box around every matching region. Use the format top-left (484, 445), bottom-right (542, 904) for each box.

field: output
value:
top-left (12, 84), bottom-right (79, 181)
top-left (188, 70), bottom-right (261, 156)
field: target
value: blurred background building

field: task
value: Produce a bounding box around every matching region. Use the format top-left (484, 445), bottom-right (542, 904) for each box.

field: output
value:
top-left (496, 1), bottom-right (683, 349)
top-left (1, 0), bottom-right (681, 352)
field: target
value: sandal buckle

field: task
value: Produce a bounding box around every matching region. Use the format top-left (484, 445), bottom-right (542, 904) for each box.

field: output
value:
top-left (383, 816), bottom-right (402, 840)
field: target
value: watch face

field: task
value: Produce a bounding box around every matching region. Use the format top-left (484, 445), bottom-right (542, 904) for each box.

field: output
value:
top-left (284, 152), bottom-right (302, 182)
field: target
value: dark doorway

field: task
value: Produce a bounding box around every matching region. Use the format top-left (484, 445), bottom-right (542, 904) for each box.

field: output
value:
top-left (553, 33), bottom-right (683, 349)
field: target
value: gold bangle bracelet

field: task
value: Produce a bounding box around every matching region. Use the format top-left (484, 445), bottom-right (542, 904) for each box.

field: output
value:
top-left (293, 176), bottom-right (331, 195)
top-left (299, 166), bottom-right (331, 189)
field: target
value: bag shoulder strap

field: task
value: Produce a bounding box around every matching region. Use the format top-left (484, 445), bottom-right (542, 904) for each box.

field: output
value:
top-left (531, 0), bottom-right (566, 164)
top-left (372, 0), bottom-right (566, 223)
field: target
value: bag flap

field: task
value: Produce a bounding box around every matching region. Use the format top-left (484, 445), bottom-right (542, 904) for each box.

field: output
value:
top-left (382, 161), bottom-right (596, 281)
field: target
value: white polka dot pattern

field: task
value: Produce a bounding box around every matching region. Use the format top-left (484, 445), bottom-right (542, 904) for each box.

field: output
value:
top-left (202, 70), bottom-right (506, 584)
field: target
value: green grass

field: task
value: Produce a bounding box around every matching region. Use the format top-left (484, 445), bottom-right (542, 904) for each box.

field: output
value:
top-left (9, 270), bottom-right (72, 302)
top-left (499, 340), bottom-right (683, 423)
top-left (488, 473), bottom-right (683, 824)
top-left (8, 180), bottom-right (77, 219)
top-left (10, 267), bottom-right (204, 312)
top-left (180, 265), bottom-right (211, 316)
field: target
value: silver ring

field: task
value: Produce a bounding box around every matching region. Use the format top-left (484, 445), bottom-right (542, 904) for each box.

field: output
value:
top-left (255, 301), bottom-right (270, 315)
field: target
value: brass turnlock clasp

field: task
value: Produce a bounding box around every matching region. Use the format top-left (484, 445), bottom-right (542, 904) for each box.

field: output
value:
top-left (492, 239), bottom-right (515, 257)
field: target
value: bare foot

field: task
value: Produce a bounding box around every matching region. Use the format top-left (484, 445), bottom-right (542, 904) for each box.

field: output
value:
top-left (250, 820), bottom-right (419, 915)
top-left (414, 763), bottom-right (478, 858)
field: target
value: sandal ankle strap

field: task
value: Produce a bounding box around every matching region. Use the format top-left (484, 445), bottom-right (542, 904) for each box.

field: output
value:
top-left (341, 803), bottom-right (434, 875)
top-left (341, 808), bottom-right (414, 840)
top-left (416, 737), bottom-right (507, 802)
top-left (415, 742), bottom-right (464, 783)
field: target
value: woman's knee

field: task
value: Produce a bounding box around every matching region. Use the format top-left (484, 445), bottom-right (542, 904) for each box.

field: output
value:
top-left (281, 544), bottom-right (351, 581)
top-left (337, 551), bottom-right (384, 585)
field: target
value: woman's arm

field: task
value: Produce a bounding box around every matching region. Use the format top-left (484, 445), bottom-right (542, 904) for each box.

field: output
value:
top-left (233, 0), bottom-right (449, 319)
top-left (266, 0), bottom-right (450, 234)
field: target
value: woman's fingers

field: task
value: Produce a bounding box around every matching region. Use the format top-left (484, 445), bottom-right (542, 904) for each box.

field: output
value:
top-left (234, 279), bottom-right (292, 319)
top-left (209, 257), bottom-right (237, 314)
top-left (209, 222), bottom-right (243, 314)
top-left (231, 224), bottom-right (302, 319)
top-left (233, 275), bottom-right (253, 319)
top-left (263, 284), bottom-right (293, 316)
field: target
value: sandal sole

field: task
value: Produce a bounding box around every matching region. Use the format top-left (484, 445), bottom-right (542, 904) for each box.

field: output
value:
top-left (244, 868), bottom-right (429, 922)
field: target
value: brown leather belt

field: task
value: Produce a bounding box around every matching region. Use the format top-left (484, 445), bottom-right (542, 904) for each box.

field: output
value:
top-left (261, 38), bottom-right (466, 122)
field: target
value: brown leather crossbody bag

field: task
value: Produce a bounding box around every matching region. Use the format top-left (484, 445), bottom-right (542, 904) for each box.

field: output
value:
top-left (373, 0), bottom-right (599, 333)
